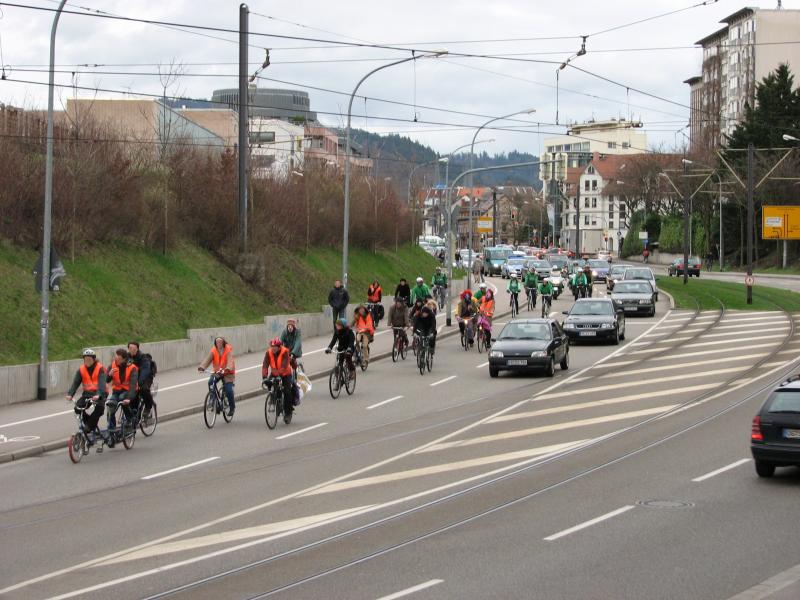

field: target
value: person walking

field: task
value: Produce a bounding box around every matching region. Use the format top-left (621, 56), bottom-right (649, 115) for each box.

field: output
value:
top-left (472, 256), bottom-right (484, 283)
top-left (328, 279), bottom-right (350, 328)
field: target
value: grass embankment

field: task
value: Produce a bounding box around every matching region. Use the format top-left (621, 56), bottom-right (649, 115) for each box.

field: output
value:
top-left (657, 276), bottom-right (800, 311)
top-left (0, 241), bottom-right (438, 365)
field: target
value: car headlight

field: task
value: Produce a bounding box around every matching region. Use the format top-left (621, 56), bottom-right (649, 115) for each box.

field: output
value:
top-left (639, 299), bottom-right (650, 304)
top-left (489, 350), bottom-right (504, 358)
top-left (600, 323), bottom-right (614, 329)
top-left (531, 351), bottom-right (547, 358)
top-left (563, 323), bottom-right (576, 329)
top-left (592, 270), bottom-right (598, 276)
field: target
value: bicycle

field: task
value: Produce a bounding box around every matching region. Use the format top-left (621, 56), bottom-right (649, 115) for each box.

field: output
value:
top-left (134, 386), bottom-right (158, 437)
top-left (416, 333), bottom-right (434, 375)
top-left (366, 302), bottom-right (382, 328)
top-left (263, 376), bottom-right (288, 430)
top-left (67, 402), bottom-right (93, 463)
top-left (105, 397), bottom-right (136, 451)
top-left (328, 350), bottom-right (356, 399)
top-left (391, 327), bottom-right (408, 362)
top-left (355, 336), bottom-right (369, 371)
top-left (458, 316), bottom-right (474, 351)
top-left (541, 294), bottom-right (552, 319)
top-left (525, 287), bottom-right (537, 311)
top-left (510, 292), bottom-right (519, 318)
top-left (433, 285), bottom-right (446, 310)
top-left (202, 371), bottom-right (233, 429)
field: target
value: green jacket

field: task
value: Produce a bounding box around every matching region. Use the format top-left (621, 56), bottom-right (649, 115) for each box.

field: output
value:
top-left (432, 273), bottom-right (448, 287)
top-left (507, 280), bottom-right (521, 294)
top-left (473, 289), bottom-right (486, 302)
top-left (539, 281), bottom-right (554, 295)
top-left (280, 328), bottom-right (302, 357)
top-left (523, 272), bottom-right (539, 288)
top-left (410, 283), bottom-right (431, 304)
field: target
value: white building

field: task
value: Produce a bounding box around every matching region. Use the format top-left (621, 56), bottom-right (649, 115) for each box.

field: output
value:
top-left (249, 118), bottom-right (305, 179)
top-left (544, 119), bottom-right (648, 168)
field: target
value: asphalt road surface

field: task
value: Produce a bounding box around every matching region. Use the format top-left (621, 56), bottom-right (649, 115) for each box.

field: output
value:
top-left (2, 281), bottom-right (800, 600)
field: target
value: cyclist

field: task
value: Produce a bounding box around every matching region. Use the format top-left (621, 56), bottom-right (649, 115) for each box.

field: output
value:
top-left (583, 264), bottom-right (594, 297)
top-left (431, 267), bottom-right (448, 306)
top-left (106, 348), bottom-right (139, 447)
top-left (479, 288), bottom-right (495, 348)
top-left (352, 304), bottom-right (375, 365)
top-left (473, 282), bottom-right (488, 303)
top-left (523, 267), bottom-right (539, 308)
top-left (280, 318), bottom-right (302, 378)
top-left (539, 277), bottom-right (555, 317)
top-left (367, 279), bottom-right (383, 327)
top-left (127, 341), bottom-right (155, 421)
top-left (456, 289), bottom-right (477, 346)
top-left (388, 296), bottom-right (411, 349)
top-left (65, 348), bottom-right (107, 446)
top-left (414, 303), bottom-right (437, 355)
top-left (325, 318), bottom-right (357, 380)
top-left (573, 268), bottom-right (589, 299)
top-left (394, 278), bottom-right (411, 307)
top-left (197, 336), bottom-right (236, 417)
top-left (262, 338), bottom-right (294, 424)
top-left (507, 273), bottom-right (521, 315)
top-left (410, 276), bottom-right (431, 305)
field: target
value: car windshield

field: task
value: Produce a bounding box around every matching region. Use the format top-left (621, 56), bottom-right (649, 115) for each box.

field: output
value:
top-left (625, 269), bottom-right (653, 280)
top-left (588, 260), bottom-right (610, 268)
top-left (570, 301), bottom-right (614, 316)
top-left (530, 261), bottom-right (550, 268)
top-left (499, 322), bottom-right (551, 340)
top-left (507, 258), bottom-right (526, 266)
top-left (610, 266), bottom-right (628, 275)
top-left (767, 390), bottom-right (800, 413)
top-left (614, 282), bottom-right (652, 294)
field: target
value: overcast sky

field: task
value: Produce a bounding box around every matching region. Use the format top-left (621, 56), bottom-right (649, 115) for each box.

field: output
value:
top-left (0, 0), bottom-right (797, 155)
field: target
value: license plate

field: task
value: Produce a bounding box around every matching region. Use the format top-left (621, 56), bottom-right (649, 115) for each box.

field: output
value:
top-left (624, 306), bottom-right (638, 311)
top-left (783, 428), bottom-right (800, 439)
top-left (507, 359), bottom-right (528, 366)
top-left (579, 331), bottom-right (597, 337)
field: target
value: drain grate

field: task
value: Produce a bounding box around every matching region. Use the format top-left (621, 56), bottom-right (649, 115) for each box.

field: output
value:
top-left (636, 499), bottom-right (695, 509)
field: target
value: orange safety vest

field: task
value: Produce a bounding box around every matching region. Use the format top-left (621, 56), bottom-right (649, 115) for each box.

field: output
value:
top-left (481, 296), bottom-right (495, 318)
top-left (267, 346), bottom-right (292, 377)
top-left (354, 312), bottom-right (374, 335)
top-left (79, 362), bottom-right (104, 393)
top-left (110, 363), bottom-right (137, 392)
top-left (211, 344), bottom-right (235, 373)
top-left (367, 285), bottom-right (382, 303)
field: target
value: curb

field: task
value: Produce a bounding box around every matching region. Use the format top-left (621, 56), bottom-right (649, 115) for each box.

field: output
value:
top-left (0, 312), bottom-right (502, 465)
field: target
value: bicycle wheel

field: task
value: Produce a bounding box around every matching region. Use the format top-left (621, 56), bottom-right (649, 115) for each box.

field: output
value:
top-left (139, 403), bottom-right (157, 437)
top-left (360, 349), bottom-right (368, 371)
top-left (150, 380), bottom-right (159, 399)
top-left (418, 347), bottom-right (426, 375)
top-left (265, 391), bottom-right (278, 429)
top-left (68, 432), bottom-right (86, 464)
top-left (461, 330), bottom-right (467, 351)
top-left (345, 367), bottom-right (356, 395)
top-left (400, 338), bottom-right (408, 360)
top-left (329, 366), bottom-right (341, 399)
top-left (392, 336), bottom-right (399, 362)
top-left (477, 329), bottom-right (485, 353)
top-left (204, 391), bottom-right (217, 429)
top-left (426, 346), bottom-right (434, 372)
top-left (121, 417), bottom-right (136, 449)
top-left (222, 395), bottom-right (233, 423)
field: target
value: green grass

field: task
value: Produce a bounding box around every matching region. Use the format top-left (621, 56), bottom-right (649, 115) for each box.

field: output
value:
top-left (657, 276), bottom-right (800, 312)
top-left (0, 241), bottom-right (438, 365)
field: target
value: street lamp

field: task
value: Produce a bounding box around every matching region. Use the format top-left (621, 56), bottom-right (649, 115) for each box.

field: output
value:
top-left (292, 170), bottom-right (310, 253)
top-left (342, 50), bottom-right (447, 288)
top-left (783, 134), bottom-right (799, 142)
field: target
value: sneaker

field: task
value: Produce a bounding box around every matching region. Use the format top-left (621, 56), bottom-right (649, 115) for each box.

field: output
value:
top-left (96, 445), bottom-right (104, 453)
top-left (283, 412), bottom-right (293, 425)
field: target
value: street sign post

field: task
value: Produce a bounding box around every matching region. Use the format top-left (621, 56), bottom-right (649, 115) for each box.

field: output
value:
top-left (477, 216), bottom-right (493, 234)
top-left (744, 275), bottom-right (755, 286)
top-left (762, 205), bottom-right (800, 240)
top-left (638, 231), bottom-right (648, 240)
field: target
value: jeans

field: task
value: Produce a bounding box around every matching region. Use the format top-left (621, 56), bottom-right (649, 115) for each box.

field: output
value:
top-left (106, 391), bottom-right (134, 431)
top-left (209, 377), bottom-right (235, 412)
top-left (332, 307), bottom-right (346, 327)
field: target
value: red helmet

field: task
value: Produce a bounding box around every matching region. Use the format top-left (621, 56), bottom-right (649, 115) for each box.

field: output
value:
top-left (270, 338), bottom-right (282, 347)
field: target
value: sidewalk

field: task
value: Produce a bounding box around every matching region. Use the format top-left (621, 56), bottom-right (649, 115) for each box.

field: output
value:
top-left (0, 283), bottom-right (510, 462)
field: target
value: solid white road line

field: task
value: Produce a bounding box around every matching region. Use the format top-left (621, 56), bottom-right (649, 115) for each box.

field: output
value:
top-left (642, 344), bottom-right (776, 361)
top-left (141, 457), bottom-right (220, 480)
top-left (275, 422), bottom-right (328, 440)
top-left (367, 396), bottom-right (403, 410)
top-left (697, 326), bottom-right (788, 340)
top-left (683, 335), bottom-right (781, 349)
top-left (476, 361), bottom-right (489, 368)
top-left (598, 355), bottom-right (767, 379)
top-left (376, 580), bottom-right (444, 600)
top-left (430, 375), bottom-right (457, 387)
top-left (692, 458), bottom-right (752, 482)
top-left (0, 409), bottom-right (72, 429)
top-left (725, 561), bottom-right (800, 600)
top-left (544, 505), bottom-right (635, 541)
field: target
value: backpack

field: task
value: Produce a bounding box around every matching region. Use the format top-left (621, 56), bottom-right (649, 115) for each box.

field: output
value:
top-left (142, 353), bottom-right (157, 378)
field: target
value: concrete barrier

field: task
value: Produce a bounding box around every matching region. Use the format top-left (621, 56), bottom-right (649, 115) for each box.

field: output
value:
top-left (1, 278), bottom-right (467, 407)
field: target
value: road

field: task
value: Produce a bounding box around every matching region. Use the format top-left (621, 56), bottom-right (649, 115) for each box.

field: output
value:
top-left (2, 279), bottom-right (800, 600)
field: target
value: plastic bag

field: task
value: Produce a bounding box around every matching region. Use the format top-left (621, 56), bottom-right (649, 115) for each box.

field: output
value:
top-left (296, 371), bottom-right (312, 404)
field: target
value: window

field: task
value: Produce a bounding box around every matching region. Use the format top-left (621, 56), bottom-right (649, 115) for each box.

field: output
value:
top-left (592, 198), bottom-right (597, 208)
top-left (609, 206), bottom-right (614, 218)
top-left (584, 180), bottom-right (590, 191)
top-left (591, 180), bottom-right (597, 190)
top-left (621, 142), bottom-right (630, 149)
top-left (729, 76), bottom-right (738, 90)
top-left (608, 141), bottom-right (617, 149)
top-left (620, 203), bottom-right (627, 219)
top-left (249, 131), bottom-right (275, 144)
top-left (730, 52), bottom-right (738, 66)
top-left (584, 198), bottom-right (590, 208)
top-left (609, 221), bottom-right (614, 230)
top-left (584, 215), bottom-right (590, 225)
top-left (587, 166), bottom-right (595, 174)
top-left (573, 215), bottom-right (577, 225)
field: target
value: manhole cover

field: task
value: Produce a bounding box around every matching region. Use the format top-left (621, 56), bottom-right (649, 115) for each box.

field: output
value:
top-left (636, 499), bottom-right (695, 509)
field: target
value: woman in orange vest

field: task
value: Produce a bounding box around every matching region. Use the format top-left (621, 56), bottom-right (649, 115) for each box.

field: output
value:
top-left (351, 304), bottom-right (375, 365)
top-left (65, 348), bottom-right (107, 440)
top-left (480, 289), bottom-right (496, 348)
top-left (198, 336), bottom-right (236, 416)
top-left (262, 338), bottom-right (295, 424)
top-left (367, 279), bottom-right (383, 327)
top-left (105, 348), bottom-right (139, 445)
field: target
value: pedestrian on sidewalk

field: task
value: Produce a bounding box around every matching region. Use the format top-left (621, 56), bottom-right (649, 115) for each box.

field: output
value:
top-left (328, 279), bottom-right (349, 328)
top-left (643, 248), bottom-right (650, 264)
top-left (472, 256), bottom-right (484, 283)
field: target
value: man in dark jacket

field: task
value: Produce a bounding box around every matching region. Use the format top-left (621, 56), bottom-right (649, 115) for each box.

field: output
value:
top-left (394, 278), bottom-right (411, 307)
top-left (128, 341), bottom-right (155, 420)
top-left (414, 304), bottom-right (437, 353)
top-left (325, 318), bottom-right (356, 376)
top-left (328, 279), bottom-right (349, 328)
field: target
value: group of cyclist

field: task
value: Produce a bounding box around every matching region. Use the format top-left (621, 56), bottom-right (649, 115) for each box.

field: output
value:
top-left (504, 267), bottom-right (557, 318)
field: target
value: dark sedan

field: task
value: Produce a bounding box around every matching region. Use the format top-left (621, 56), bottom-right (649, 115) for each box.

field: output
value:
top-left (751, 376), bottom-right (800, 477)
top-left (606, 264), bottom-right (629, 291)
top-left (562, 298), bottom-right (626, 344)
top-left (489, 319), bottom-right (569, 378)
top-left (610, 280), bottom-right (656, 316)
top-left (587, 259), bottom-right (611, 282)
top-left (667, 257), bottom-right (702, 277)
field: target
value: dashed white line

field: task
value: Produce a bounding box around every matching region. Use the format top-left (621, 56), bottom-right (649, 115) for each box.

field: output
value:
top-left (430, 375), bottom-right (457, 387)
top-left (141, 457), bottom-right (220, 480)
top-left (375, 580), bottom-right (444, 600)
top-left (367, 396), bottom-right (403, 410)
top-left (544, 505), bottom-right (635, 541)
top-left (275, 423), bottom-right (328, 440)
top-left (692, 458), bottom-right (751, 482)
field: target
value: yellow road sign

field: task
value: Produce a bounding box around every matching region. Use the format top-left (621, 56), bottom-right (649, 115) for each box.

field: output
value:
top-left (477, 217), bottom-right (493, 233)
top-left (763, 205), bottom-right (800, 240)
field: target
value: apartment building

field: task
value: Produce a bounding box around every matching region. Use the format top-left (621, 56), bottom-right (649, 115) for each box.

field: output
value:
top-left (686, 6), bottom-right (800, 151)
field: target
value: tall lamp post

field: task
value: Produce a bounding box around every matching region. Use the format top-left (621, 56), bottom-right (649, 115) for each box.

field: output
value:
top-left (342, 51), bottom-right (446, 288)
top-left (37, 0), bottom-right (68, 401)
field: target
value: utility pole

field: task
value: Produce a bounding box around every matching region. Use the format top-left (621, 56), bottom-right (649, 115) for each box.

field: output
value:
top-left (492, 189), bottom-right (497, 244)
top-left (746, 143), bottom-right (754, 303)
top-left (575, 182), bottom-right (581, 257)
top-left (238, 3), bottom-right (249, 253)
top-left (683, 157), bottom-right (690, 285)
top-left (38, 0), bottom-right (67, 401)
top-left (719, 177), bottom-right (724, 271)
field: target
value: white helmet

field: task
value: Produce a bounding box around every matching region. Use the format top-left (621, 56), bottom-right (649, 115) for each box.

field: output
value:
top-left (511, 272), bottom-right (518, 278)
top-left (82, 348), bottom-right (97, 358)
top-left (479, 282), bottom-right (488, 289)
top-left (416, 277), bottom-right (424, 283)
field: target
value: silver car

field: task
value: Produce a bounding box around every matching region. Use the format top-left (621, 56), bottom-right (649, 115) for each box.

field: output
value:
top-left (610, 280), bottom-right (656, 317)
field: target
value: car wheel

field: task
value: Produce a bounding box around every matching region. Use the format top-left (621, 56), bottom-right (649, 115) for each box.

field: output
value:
top-left (560, 349), bottom-right (569, 370)
top-left (489, 367), bottom-right (499, 378)
top-left (755, 460), bottom-right (776, 478)
top-left (650, 307), bottom-right (656, 317)
top-left (620, 324), bottom-right (625, 340)
top-left (613, 327), bottom-right (620, 345)
top-left (545, 357), bottom-right (555, 377)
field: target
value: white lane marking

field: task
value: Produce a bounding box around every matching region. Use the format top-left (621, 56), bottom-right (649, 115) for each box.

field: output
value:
top-left (367, 396), bottom-right (403, 410)
top-left (491, 385), bottom-right (718, 423)
top-left (640, 344), bottom-right (777, 361)
top-left (304, 441), bottom-right (587, 496)
top-left (697, 326), bottom-right (788, 340)
top-left (141, 457), bottom-right (220, 480)
top-left (0, 410), bottom-right (72, 430)
top-left (275, 422), bottom-right (328, 440)
top-left (376, 580), bottom-right (444, 600)
top-left (1, 305), bottom-right (670, 598)
top-left (430, 375), bottom-right (457, 387)
top-left (692, 458), bottom-right (752, 482)
top-left (423, 405), bottom-right (678, 452)
top-left (713, 320), bottom-right (789, 331)
top-left (598, 355), bottom-right (767, 379)
top-left (476, 362), bottom-right (489, 368)
top-left (683, 335), bottom-right (780, 349)
top-left (725, 561), bottom-right (800, 600)
top-left (105, 506), bottom-right (374, 565)
top-left (544, 505), bottom-right (635, 541)
top-left (720, 315), bottom-right (786, 324)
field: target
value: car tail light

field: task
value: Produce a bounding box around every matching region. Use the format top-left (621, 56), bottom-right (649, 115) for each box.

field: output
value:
top-left (751, 415), bottom-right (764, 442)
